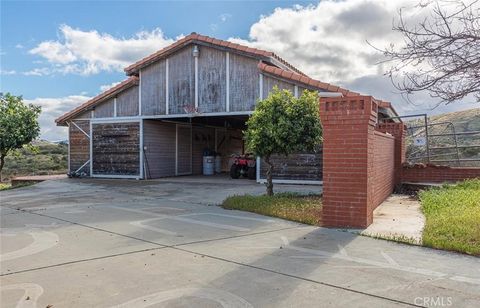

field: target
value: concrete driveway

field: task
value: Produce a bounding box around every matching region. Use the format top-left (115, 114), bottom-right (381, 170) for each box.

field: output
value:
top-left (1, 178), bottom-right (479, 307)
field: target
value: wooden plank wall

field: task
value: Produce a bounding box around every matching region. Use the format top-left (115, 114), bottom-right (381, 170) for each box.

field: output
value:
top-left (69, 120), bottom-right (90, 175)
top-left (117, 86), bottom-right (139, 117)
top-left (263, 75), bottom-right (295, 99)
top-left (192, 126), bottom-right (215, 174)
top-left (141, 60), bottom-right (166, 115)
top-left (94, 98), bottom-right (114, 118)
top-left (177, 125), bottom-right (192, 175)
top-left (229, 54), bottom-right (259, 111)
top-left (92, 122), bottom-right (140, 175)
top-left (168, 47), bottom-right (195, 114)
top-left (216, 128), bottom-right (244, 171)
top-left (260, 147), bottom-right (323, 181)
top-left (198, 46), bottom-right (226, 113)
top-left (143, 120), bottom-right (176, 178)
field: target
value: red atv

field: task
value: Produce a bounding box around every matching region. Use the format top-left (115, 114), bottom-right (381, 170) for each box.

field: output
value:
top-left (230, 154), bottom-right (256, 180)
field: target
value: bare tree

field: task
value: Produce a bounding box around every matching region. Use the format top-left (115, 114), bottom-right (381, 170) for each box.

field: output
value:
top-left (379, 0), bottom-right (480, 104)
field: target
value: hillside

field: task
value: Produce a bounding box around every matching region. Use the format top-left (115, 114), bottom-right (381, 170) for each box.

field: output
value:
top-left (1, 140), bottom-right (68, 181)
top-left (406, 107), bottom-right (480, 166)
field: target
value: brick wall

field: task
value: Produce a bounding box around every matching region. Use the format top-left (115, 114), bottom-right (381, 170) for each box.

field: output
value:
top-left (377, 122), bottom-right (406, 185)
top-left (402, 165), bottom-right (480, 183)
top-left (372, 131), bottom-right (395, 209)
top-left (319, 96), bottom-right (379, 228)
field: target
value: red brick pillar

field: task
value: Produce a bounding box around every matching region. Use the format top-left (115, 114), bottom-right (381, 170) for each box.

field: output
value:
top-left (319, 96), bottom-right (379, 228)
top-left (377, 123), bottom-right (406, 185)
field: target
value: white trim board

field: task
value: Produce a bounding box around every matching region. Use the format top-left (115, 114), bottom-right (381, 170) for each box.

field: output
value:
top-left (91, 174), bottom-right (141, 180)
top-left (89, 111), bottom-right (253, 122)
top-left (257, 179), bottom-right (323, 185)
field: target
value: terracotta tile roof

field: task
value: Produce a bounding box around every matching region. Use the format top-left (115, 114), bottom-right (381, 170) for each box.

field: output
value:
top-left (257, 62), bottom-right (360, 97)
top-left (55, 77), bottom-right (139, 126)
top-left (124, 32), bottom-right (306, 76)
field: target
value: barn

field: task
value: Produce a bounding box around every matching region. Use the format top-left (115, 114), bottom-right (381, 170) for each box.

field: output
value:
top-left (56, 32), bottom-right (398, 183)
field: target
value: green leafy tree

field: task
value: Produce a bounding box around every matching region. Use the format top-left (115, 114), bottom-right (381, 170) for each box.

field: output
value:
top-left (0, 93), bottom-right (41, 181)
top-left (244, 87), bottom-right (322, 196)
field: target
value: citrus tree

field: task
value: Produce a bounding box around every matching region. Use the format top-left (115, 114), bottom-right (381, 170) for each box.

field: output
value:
top-left (244, 87), bottom-right (322, 195)
top-left (0, 93), bottom-right (41, 181)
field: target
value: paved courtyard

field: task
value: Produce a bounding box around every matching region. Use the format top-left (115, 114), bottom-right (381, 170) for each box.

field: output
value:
top-left (1, 178), bottom-right (479, 307)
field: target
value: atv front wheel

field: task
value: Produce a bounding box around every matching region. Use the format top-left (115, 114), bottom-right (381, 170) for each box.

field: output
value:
top-left (230, 165), bottom-right (241, 179)
top-left (247, 167), bottom-right (256, 180)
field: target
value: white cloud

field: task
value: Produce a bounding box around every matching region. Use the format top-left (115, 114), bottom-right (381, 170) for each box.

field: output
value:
top-left (220, 13), bottom-right (232, 22)
top-left (0, 69), bottom-right (17, 75)
top-left (15, 44), bottom-right (24, 49)
top-left (229, 0), bottom-right (477, 114)
top-left (29, 25), bottom-right (177, 75)
top-left (99, 81), bottom-right (121, 92)
top-left (23, 67), bottom-right (51, 76)
top-left (24, 95), bottom-right (91, 141)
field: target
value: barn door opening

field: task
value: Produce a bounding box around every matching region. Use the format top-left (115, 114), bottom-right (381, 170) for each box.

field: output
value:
top-left (176, 124), bottom-right (192, 175)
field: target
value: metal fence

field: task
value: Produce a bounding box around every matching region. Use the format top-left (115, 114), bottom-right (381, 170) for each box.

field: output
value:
top-left (380, 114), bottom-right (480, 167)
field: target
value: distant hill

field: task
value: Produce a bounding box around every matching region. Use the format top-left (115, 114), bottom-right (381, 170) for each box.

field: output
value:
top-left (406, 107), bottom-right (480, 166)
top-left (2, 140), bottom-right (68, 181)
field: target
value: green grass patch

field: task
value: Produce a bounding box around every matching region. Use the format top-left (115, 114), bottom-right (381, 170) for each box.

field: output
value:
top-left (0, 183), bottom-right (12, 191)
top-left (0, 182), bottom-right (35, 191)
top-left (420, 179), bottom-right (480, 256)
top-left (222, 193), bottom-right (322, 225)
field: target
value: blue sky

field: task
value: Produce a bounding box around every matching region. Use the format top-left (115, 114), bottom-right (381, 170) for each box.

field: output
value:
top-left (1, 0), bottom-right (478, 140)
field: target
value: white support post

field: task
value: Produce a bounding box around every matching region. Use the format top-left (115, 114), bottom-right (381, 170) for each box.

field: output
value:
top-left (194, 55), bottom-right (199, 109)
top-left (259, 73), bottom-right (264, 100)
top-left (139, 119), bottom-right (144, 179)
top-left (113, 98), bottom-right (117, 117)
top-left (256, 156), bottom-right (261, 183)
top-left (166, 58), bottom-right (169, 115)
top-left (226, 52), bottom-right (230, 112)
top-left (67, 122), bottom-right (71, 172)
top-left (175, 124), bottom-right (178, 176)
top-left (138, 70), bottom-right (142, 116)
top-left (91, 110), bottom-right (95, 118)
top-left (89, 121), bottom-right (93, 176)
top-left (294, 85), bottom-right (299, 98)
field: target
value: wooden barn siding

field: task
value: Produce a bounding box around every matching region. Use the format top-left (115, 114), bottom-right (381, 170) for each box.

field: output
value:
top-left (92, 122), bottom-right (140, 175)
top-left (192, 126), bottom-right (215, 174)
top-left (75, 110), bottom-right (92, 119)
top-left (141, 60), bottom-right (166, 115)
top-left (69, 120), bottom-right (90, 175)
top-left (260, 148), bottom-right (323, 181)
top-left (94, 98), bottom-right (114, 118)
top-left (216, 128), bottom-right (244, 171)
top-left (263, 75), bottom-right (295, 99)
top-left (168, 47), bottom-right (195, 114)
top-left (198, 46), bottom-right (226, 113)
top-left (177, 125), bottom-right (192, 174)
top-left (116, 86), bottom-right (139, 117)
top-left (229, 54), bottom-right (259, 111)
top-left (143, 120), bottom-right (176, 178)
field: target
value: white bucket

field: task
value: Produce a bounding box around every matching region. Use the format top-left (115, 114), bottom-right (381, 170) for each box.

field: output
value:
top-left (203, 156), bottom-right (215, 175)
top-left (215, 156), bottom-right (222, 173)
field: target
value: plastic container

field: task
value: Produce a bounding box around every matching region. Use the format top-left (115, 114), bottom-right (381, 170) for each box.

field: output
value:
top-left (203, 156), bottom-right (215, 175)
top-left (215, 156), bottom-right (222, 174)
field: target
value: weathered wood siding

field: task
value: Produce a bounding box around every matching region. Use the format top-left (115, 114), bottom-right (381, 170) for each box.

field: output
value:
top-left (215, 128), bottom-right (244, 171)
top-left (260, 148), bottom-right (323, 181)
top-left (263, 75), bottom-right (295, 99)
top-left (177, 125), bottom-right (192, 175)
top-left (168, 47), bottom-right (195, 114)
top-left (198, 46), bottom-right (226, 113)
top-left (141, 60), bottom-right (166, 115)
top-left (143, 120), bottom-right (176, 178)
top-left (192, 126), bottom-right (215, 174)
top-left (91, 122), bottom-right (140, 175)
top-left (229, 54), bottom-right (259, 111)
top-left (74, 110), bottom-right (92, 119)
top-left (69, 120), bottom-right (90, 175)
top-left (116, 86), bottom-right (139, 117)
top-left (94, 98), bottom-right (114, 118)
